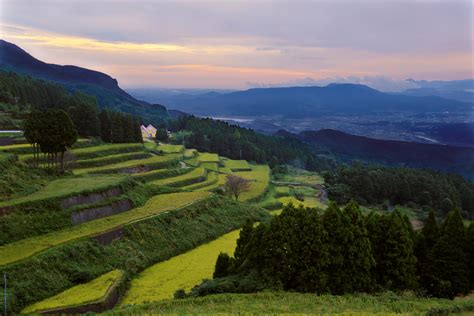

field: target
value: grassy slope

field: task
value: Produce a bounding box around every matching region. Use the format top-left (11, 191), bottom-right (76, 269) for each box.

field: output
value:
top-left (73, 155), bottom-right (179, 174)
top-left (0, 175), bottom-right (126, 207)
top-left (224, 159), bottom-right (251, 171)
top-left (0, 192), bottom-right (211, 266)
top-left (151, 167), bottom-right (206, 187)
top-left (111, 292), bottom-right (474, 315)
top-left (121, 230), bottom-right (240, 305)
top-left (23, 269), bottom-right (124, 313)
top-left (2, 196), bottom-right (268, 312)
top-left (197, 152), bottom-right (220, 163)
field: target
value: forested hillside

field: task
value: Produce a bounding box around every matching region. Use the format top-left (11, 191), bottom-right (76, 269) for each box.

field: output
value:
top-left (0, 40), bottom-right (168, 123)
top-left (0, 71), bottom-right (142, 140)
top-left (169, 116), bottom-right (337, 171)
top-left (323, 163), bottom-right (474, 219)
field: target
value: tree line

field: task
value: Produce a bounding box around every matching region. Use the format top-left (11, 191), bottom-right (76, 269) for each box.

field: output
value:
top-left (0, 71), bottom-right (142, 142)
top-left (323, 163), bottom-right (474, 219)
top-left (187, 203), bottom-right (473, 300)
top-left (168, 116), bottom-right (337, 171)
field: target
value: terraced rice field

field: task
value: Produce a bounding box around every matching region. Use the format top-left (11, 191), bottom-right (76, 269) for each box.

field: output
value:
top-left (224, 159), bottom-right (251, 171)
top-left (183, 149), bottom-right (197, 159)
top-left (275, 186), bottom-right (291, 197)
top-left (74, 155), bottom-right (180, 175)
top-left (0, 192), bottom-right (211, 266)
top-left (121, 230), bottom-right (240, 305)
top-left (182, 172), bottom-right (218, 191)
top-left (0, 175), bottom-right (127, 208)
top-left (71, 152), bottom-right (151, 169)
top-left (230, 165), bottom-right (271, 202)
top-left (278, 196), bottom-right (326, 210)
top-left (201, 162), bottom-right (219, 172)
top-left (197, 152), bottom-right (220, 163)
top-left (19, 143), bottom-right (144, 161)
top-left (22, 270), bottom-right (124, 313)
top-left (151, 168), bottom-right (206, 187)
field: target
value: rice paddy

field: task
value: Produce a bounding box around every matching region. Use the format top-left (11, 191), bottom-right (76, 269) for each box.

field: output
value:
top-left (73, 155), bottom-right (180, 175)
top-left (197, 152), bottom-right (220, 163)
top-left (120, 230), bottom-right (240, 305)
top-left (0, 175), bottom-right (127, 208)
top-left (22, 269), bottom-right (124, 313)
top-left (224, 159), bottom-right (251, 171)
top-left (0, 192), bottom-right (211, 266)
top-left (151, 168), bottom-right (206, 187)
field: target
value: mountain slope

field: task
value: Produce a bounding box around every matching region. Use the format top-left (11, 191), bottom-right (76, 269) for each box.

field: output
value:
top-left (0, 40), bottom-right (167, 122)
top-left (277, 129), bottom-right (474, 179)
top-left (145, 84), bottom-right (469, 117)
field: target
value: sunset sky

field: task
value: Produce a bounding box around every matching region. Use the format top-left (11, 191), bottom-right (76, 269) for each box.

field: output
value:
top-left (0, 0), bottom-right (472, 90)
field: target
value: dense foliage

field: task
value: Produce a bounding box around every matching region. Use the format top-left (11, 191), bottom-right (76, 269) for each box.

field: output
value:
top-left (169, 116), bottom-right (336, 171)
top-left (0, 71), bottom-right (142, 142)
top-left (323, 163), bottom-right (474, 219)
top-left (190, 203), bottom-right (472, 299)
top-left (24, 109), bottom-right (78, 171)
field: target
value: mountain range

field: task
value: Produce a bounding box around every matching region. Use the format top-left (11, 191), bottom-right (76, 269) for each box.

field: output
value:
top-left (129, 83), bottom-right (471, 118)
top-left (0, 39), bottom-right (167, 122)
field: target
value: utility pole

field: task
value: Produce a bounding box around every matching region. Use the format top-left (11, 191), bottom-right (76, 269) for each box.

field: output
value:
top-left (3, 272), bottom-right (6, 316)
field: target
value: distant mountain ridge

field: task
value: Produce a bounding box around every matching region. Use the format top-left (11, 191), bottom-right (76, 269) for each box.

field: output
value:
top-left (0, 40), bottom-right (167, 122)
top-left (141, 83), bottom-right (470, 118)
top-left (276, 128), bottom-right (474, 179)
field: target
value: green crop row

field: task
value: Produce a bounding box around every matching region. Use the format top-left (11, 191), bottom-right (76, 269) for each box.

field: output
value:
top-left (74, 155), bottom-right (180, 175)
top-left (182, 172), bottom-right (218, 191)
top-left (151, 168), bottom-right (207, 188)
top-left (224, 159), bottom-right (251, 171)
top-left (70, 152), bottom-right (151, 169)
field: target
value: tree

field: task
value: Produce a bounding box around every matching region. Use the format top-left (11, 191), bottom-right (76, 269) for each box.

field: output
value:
top-left (214, 252), bottom-right (233, 278)
top-left (38, 110), bottom-right (77, 172)
top-left (424, 209), bottom-right (469, 298)
top-left (99, 109), bottom-right (112, 142)
top-left (23, 111), bottom-right (42, 167)
top-left (441, 198), bottom-right (454, 216)
top-left (155, 127), bottom-right (169, 142)
top-left (366, 210), bottom-right (417, 290)
top-left (224, 174), bottom-right (251, 200)
top-left (416, 210), bottom-right (440, 291)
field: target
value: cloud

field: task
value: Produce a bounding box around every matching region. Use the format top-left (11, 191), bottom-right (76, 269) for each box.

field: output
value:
top-left (0, 0), bottom-right (472, 88)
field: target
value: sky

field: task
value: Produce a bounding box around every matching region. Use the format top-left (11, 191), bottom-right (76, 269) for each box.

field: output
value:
top-left (0, 0), bottom-right (472, 90)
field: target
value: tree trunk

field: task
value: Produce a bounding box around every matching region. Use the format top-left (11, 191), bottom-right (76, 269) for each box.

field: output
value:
top-left (61, 151), bottom-right (65, 173)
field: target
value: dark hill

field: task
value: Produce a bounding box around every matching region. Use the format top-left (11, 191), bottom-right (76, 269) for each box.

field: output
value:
top-left (277, 129), bottom-right (474, 179)
top-left (157, 84), bottom-right (469, 117)
top-left (0, 40), bottom-right (167, 122)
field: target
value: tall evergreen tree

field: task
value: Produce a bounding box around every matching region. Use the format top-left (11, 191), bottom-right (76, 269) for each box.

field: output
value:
top-left (425, 209), bottom-right (469, 298)
top-left (99, 109), bottom-right (112, 142)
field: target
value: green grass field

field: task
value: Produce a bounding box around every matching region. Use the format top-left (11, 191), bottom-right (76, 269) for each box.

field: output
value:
top-left (151, 168), bottom-right (206, 187)
top-left (200, 162), bottom-right (219, 172)
top-left (120, 230), bottom-right (240, 305)
top-left (278, 196), bottom-right (326, 210)
top-left (19, 143), bottom-right (144, 162)
top-left (0, 192), bottom-right (211, 266)
top-left (197, 152), bottom-right (220, 163)
top-left (112, 291), bottom-right (474, 315)
top-left (71, 151), bottom-right (151, 169)
top-left (232, 165), bottom-right (270, 202)
top-left (280, 166), bottom-right (324, 186)
top-left (73, 155), bottom-right (179, 175)
top-left (22, 269), bottom-right (124, 313)
top-left (275, 186), bottom-right (291, 197)
top-left (0, 175), bottom-right (127, 208)
top-left (224, 159), bottom-right (251, 171)
top-left (183, 149), bottom-right (197, 159)
top-left (182, 172), bottom-right (218, 191)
